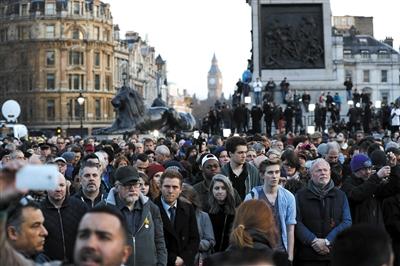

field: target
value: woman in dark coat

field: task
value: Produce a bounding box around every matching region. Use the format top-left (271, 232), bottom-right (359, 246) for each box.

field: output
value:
top-left (207, 174), bottom-right (237, 252)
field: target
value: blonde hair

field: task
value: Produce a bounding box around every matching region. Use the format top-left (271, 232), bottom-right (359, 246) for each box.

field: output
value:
top-left (230, 200), bottom-right (278, 248)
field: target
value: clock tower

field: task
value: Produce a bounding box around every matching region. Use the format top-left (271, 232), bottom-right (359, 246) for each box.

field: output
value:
top-left (207, 54), bottom-right (222, 100)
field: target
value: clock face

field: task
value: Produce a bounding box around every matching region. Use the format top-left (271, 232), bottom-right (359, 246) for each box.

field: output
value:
top-left (209, 78), bottom-right (216, 85)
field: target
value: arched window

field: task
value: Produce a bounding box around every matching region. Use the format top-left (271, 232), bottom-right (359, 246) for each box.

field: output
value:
top-left (72, 29), bottom-right (83, 40)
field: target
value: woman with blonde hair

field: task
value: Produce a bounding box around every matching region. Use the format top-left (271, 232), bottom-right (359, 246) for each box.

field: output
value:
top-left (207, 174), bottom-right (239, 252)
top-left (230, 199), bottom-right (278, 250)
top-left (204, 199), bottom-right (280, 266)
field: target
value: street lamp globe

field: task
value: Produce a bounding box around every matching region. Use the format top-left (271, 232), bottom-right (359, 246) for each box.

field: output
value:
top-left (77, 93), bottom-right (85, 105)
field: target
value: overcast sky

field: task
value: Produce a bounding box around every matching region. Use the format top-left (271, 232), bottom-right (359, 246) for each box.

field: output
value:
top-left (104, 0), bottom-right (399, 100)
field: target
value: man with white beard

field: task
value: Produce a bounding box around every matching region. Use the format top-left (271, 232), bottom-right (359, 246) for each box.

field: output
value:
top-left (99, 165), bottom-right (167, 266)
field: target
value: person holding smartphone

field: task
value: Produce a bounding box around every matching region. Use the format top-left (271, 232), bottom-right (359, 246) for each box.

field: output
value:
top-left (342, 152), bottom-right (397, 227)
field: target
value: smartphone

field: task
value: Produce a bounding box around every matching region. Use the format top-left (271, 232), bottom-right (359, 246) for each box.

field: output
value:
top-left (16, 164), bottom-right (59, 191)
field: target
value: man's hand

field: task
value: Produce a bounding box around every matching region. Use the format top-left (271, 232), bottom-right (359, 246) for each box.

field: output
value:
top-left (377, 166), bottom-right (391, 179)
top-left (0, 160), bottom-right (27, 207)
top-left (311, 238), bottom-right (330, 255)
top-left (387, 152), bottom-right (397, 167)
top-left (175, 256), bottom-right (184, 266)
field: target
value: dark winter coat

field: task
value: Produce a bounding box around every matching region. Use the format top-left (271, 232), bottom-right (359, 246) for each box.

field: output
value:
top-left (40, 196), bottom-right (88, 263)
top-left (295, 186), bottom-right (351, 262)
top-left (154, 197), bottom-right (200, 266)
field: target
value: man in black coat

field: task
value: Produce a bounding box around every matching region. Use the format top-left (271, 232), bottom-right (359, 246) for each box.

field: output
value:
top-left (250, 105), bottom-right (263, 134)
top-left (342, 153), bottom-right (396, 227)
top-left (154, 169), bottom-right (200, 266)
top-left (40, 174), bottom-right (88, 263)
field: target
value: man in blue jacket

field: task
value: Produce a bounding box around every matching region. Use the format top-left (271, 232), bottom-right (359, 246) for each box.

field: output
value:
top-left (295, 158), bottom-right (352, 266)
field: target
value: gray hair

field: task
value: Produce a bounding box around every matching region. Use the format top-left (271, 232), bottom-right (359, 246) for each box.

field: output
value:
top-left (155, 145), bottom-right (170, 157)
top-left (326, 142), bottom-right (340, 154)
top-left (309, 158), bottom-right (330, 174)
top-left (252, 142), bottom-right (265, 154)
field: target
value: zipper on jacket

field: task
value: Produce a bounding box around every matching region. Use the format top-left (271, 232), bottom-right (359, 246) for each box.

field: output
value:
top-left (57, 208), bottom-right (67, 261)
top-left (132, 236), bottom-right (136, 266)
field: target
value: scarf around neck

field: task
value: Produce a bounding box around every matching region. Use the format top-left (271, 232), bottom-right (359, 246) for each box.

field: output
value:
top-left (308, 179), bottom-right (334, 199)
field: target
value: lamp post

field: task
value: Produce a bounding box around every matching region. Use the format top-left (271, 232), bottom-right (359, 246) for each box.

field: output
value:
top-left (155, 55), bottom-right (165, 98)
top-left (77, 92), bottom-right (85, 137)
top-left (122, 72), bottom-right (127, 87)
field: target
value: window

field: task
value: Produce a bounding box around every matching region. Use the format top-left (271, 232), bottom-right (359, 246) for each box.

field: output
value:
top-left (345, 70), bottom-right (352, 80)
top-left (95, 99), bottom-right (101, 120)
top-left (94, 26), bottom-right (99, 40)
top-left (94, 52), bottom-right (100, 66)
top-left (73, 1), bottom-right (80, 15)
top-left (105, 76), bottom-right (111, 91)
top-left (21, 4), bottom-right (28, 16)
top-left (107, 54), bottom-right (111, 68)
top-left (67, 99), bottom-right (73, 118)
top-left (361, 50), bottom-right (370, 59)
top-left (94, 74), bottom-right (100, 90)
top-left (378, 50), bottom-right (390, 59)
top-left (47, 99), bottom-right (55, 120)
top-left (103, 30), bottom-right (110, 41)
top-left (381, 70), bottom-right (388, 83)
top-left (363, 70), bottom-right (370, 83)
top-left (381, 91), bottom-right (389, 105)
top-left (47, 73), bottom-right (55, 90)
top-left (20, 52), bottom-right (28, 65)
top-left (28, 74), bottom-right (33, 91)
top-left (359, 38), bottom-right (368, 45)
top-left (46, 51), bottom-right (55, 66)
top-left (72, 29), bottom-right (81, 40)
top-left (46, 25), bottom-right (55, 38)
top-left (18, 26), bottom-right (30, 40)
top-left (344, 50), bottom-right (353, 59)
top-left (0, 28), bottom-right (7, 42)
top-left (45, 3), bottom-right (55, 15)
top-left (69, 51), bottom-right (84, 65)
top-left (68, 74), bottom-right (84, 90)
top-left (74, 100), bottom-right (85, 119)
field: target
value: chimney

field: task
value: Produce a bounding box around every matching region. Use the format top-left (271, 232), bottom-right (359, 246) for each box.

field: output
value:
top-left (384, 37), bottom-right (393, 47)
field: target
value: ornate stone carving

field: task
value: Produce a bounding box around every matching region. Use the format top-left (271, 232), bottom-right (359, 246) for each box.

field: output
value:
top-left (260, 4), bottom-right (325, 69)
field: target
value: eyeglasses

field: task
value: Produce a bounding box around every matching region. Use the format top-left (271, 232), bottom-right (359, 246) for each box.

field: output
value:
top-left (123, 183), bottom-right (141, 189)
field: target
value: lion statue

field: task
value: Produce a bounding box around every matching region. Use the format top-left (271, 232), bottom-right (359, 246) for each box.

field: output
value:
top-left (93, 86), bottom-right (196, 134)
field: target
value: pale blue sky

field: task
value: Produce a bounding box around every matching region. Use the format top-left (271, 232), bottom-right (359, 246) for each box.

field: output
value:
top-left (105, 0), bottom-right (399, 99)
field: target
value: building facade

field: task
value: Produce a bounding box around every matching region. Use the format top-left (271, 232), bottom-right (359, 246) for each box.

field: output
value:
top-left (342, 34), bottom-right (400, 104)
top-left (0, 0), bottom-right (115, 136)
top-left (0, 0), bottom-right (167, 136)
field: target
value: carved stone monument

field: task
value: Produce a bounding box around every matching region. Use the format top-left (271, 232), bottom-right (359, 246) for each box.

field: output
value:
top-left (93, 86), bottom-right (196, 135)
top-left (250, 0), bottom-right (342, 93)
top-left (260, 4), bottom-right (325, 69)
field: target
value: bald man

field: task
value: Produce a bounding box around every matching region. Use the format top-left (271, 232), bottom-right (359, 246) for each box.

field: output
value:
top-left (40, 174), bottom-right (88, 263)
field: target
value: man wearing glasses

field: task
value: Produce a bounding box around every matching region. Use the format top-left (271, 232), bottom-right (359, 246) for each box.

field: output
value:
top-left (100, 165), bottom-right (167, 266)
top-left (342, 153), bottom-right (394, 226)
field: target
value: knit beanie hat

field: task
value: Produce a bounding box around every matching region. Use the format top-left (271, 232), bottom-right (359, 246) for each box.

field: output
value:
top-left (350, 154), bottom-right (372, 173)
top-left (61, 152), bottom-right (75, 163)
top-left (146, 163), bottom-right (165, 179)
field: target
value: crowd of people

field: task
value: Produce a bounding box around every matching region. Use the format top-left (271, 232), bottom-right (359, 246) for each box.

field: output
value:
top-left (0, 126), bottom-right (399, 266)
top-left (202, 77), bottom-right (399, 138)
